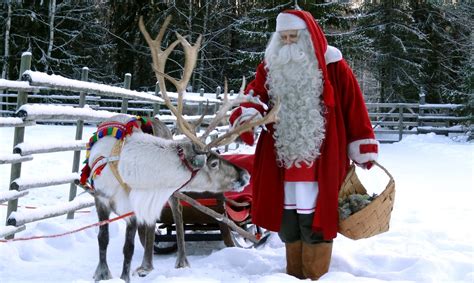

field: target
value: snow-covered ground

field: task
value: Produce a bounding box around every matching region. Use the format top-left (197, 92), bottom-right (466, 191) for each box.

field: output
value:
top-left (0, 125), bottom-right (473, 282)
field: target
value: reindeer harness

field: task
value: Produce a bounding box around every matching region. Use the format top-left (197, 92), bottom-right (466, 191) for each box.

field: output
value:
top-left (79, 116), bottom-right (199, 194)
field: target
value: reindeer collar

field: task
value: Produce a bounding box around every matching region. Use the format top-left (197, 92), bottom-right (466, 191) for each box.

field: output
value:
top-left (176, 145), bottom-right (200, 191)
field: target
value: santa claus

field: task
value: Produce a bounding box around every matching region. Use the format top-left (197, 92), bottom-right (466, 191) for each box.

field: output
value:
top-left (229, 10), bottom-right (378, 280)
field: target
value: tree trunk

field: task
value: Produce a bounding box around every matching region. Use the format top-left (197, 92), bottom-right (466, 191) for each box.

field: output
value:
top-left (2, 0), bottom-right (12, 80)
top-left (45, 0), bottom-right (57, 73)
top-left (196, 0), bottom-right (209, 91)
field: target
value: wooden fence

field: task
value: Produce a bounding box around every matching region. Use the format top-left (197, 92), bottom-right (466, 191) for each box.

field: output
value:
top-left (367, 102), bottom-right (472, 142)
top-left (0, 53), bottom-right (234, 239)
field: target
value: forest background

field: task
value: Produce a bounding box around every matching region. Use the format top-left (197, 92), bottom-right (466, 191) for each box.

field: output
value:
top-left (1, 0), bottom-right (472, 105)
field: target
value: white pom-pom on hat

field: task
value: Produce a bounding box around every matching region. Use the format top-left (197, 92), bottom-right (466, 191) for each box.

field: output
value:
top-left (276, 12), bottom-right (307, 32)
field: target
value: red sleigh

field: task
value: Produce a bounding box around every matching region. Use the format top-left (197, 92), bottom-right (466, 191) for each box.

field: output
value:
top-left (155, 153), bottom-right (270, 253)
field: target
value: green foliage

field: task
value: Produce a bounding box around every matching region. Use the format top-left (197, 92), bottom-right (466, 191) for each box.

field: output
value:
top-left (231, 1), bottom-right (292, 88)
top-left (412, 2), bottom-right (472, 104)
top-left (0, 1), bottom-right (116, 83)
top-left (359, 1), bottom-right (428, 102)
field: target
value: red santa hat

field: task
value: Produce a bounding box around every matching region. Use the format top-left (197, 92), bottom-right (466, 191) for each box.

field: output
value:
top-left (276, 12), bottom-right (307, 31)
top-left (279, 10), bottom-right (335, 107)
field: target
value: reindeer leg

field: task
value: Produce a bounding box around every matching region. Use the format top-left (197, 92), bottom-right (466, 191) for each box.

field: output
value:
top-left (135, 224), bottom-right (155, 276)
top-left (120, 217), bottom-right (137, 283)
top-left (169, 195), bottom-right (190, 268)
top-left (93, 199), bottom-right (113, 281)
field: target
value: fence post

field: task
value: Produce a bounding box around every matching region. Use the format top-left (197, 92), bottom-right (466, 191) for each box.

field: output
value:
top-left (153, 82), bottom-right (161, 116)
top-left (398, 104), bottom-right (404, 142)
top-left (197, 88), bottom-right (205, 133)
top-left (5, 52), bottom-right (31, 236)
top-left (67, 67), bottom-right (89, 220)
top-left (198, 87), bottom-right (204, 116)
top-left (120, 73), bottom-right (132, 114)
top-left (215, 86), bottom-right (221, 114)
top-left (419, 89), bottom-right (425, 129)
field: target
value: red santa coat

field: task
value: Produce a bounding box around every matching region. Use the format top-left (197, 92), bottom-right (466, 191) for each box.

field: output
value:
top-left (235, 10), bottom-right (375, 240)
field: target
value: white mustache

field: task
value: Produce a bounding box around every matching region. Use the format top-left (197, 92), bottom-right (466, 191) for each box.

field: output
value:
top-left (272, 44), bottom-right (307, 65)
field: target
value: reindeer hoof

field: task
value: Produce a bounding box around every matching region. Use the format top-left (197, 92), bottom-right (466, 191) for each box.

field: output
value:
top-left (175, 258), bottom-right (190, 269)
top-left (135, 266), bottom-right (153, 277)
top-left (120, 274), bottom-right (131, 283)
top-left (93, 263), bottom-right (112, 281)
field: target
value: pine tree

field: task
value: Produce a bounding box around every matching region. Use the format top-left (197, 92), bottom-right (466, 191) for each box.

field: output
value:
top-left (360, 0), bottom-right (427, 102)
top-left (306, 1), bottom-right (377, 100)
top-left (231, 1), bottom-right (292, 88)
top-left (412, 1), bottom-right (472, 104)
top-left (0, 1), bottom-right (115, 82)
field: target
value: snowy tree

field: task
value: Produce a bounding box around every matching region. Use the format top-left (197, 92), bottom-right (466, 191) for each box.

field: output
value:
top-left (412, 1), bottom-right (472, 104)
top-left (1, 0), bottom-right (13, 80)
top-left (359, 0), bottom-right (428, 103)
top-left (0, 1), bottom-right (115, 83)
top-left (306, 1), bottom-right (378, 100)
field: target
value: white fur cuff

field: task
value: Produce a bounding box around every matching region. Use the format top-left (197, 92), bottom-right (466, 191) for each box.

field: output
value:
top-left (348, 139), bottom-right (379, 164)
top-left (231, 107), bottom-right (262, 131)
top-left (325, 45), bottom-right (343, 65)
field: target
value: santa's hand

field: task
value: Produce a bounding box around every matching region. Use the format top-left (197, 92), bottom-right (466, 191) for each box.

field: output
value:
top-left (348, 139), bottom-right (379, 170)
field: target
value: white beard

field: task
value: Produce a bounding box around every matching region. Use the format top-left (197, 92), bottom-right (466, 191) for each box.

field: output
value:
top-left (265, 30), bottom-right (326, 169)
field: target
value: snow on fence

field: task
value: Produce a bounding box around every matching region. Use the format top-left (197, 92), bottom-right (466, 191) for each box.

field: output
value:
top-left (0, 52), bottom-right (233, 239)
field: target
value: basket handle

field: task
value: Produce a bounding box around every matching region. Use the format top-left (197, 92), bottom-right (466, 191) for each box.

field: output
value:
top-left (372, 160), bottom-right (394, 182)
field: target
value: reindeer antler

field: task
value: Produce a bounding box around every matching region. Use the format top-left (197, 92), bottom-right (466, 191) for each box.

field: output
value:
top-left (139, 15), bottom-right (206, 148)
top-left (139, 16), bottom-right (279, 151)
top-left (206, 97), bottom-right (280, 150)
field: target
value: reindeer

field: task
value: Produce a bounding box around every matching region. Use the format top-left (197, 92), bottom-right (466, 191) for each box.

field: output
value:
top-left (86, 15), bottom-right (280, 283)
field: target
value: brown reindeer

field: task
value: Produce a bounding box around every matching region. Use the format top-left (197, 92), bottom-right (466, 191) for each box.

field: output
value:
top-left (87, 15), bottom-right (279, 283)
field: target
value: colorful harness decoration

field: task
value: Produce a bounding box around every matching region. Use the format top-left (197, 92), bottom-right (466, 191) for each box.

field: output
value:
top-left (79, 116), bottom-right (153, 191)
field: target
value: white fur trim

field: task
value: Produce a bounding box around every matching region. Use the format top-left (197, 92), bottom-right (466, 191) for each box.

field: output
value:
top-left (348, 139), bottom-right (379, 164)
top-left (325, 45), bottom-right (343, 65)
top-left (276, 13), bottom-right (307, 32)
top-left (284, 182), bottom-right (318, 214)
top-left (231, 107), bottom-right (262, 130)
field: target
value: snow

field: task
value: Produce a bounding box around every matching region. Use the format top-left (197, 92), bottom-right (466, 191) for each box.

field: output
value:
top-left (15, 139), bottom-right (87, 155)
top-left (0, 153), bottom-right (33, 165)
top-left (8, 195), bottom-right (94, 227)
top-left (21, 71), bottom-right (225, 104)
top-left (0, 125), bottom-right (473, 282)
top-left (17, 104), bottom-right (117, 121)
top-left (0, 117), bottom-right (34, 127)
top-left (12, 172), bottom-right (79, 191)
top-left (0, 78), bottom-right (41, 92)
top-left (0, 190), bottom-right (28, 204)
top-left (23, 71), bottom-right (164, 104)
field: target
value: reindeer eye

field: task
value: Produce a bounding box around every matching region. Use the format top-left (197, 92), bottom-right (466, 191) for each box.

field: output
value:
top-left (209, 159), bottom-right (219, 169)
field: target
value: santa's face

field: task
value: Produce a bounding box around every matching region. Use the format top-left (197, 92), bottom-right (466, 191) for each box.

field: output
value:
top-left (279, 29), bottom-right (299, 45)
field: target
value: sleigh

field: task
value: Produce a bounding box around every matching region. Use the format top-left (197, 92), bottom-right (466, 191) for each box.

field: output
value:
top-left (154, 153), bottom-right (270, 253)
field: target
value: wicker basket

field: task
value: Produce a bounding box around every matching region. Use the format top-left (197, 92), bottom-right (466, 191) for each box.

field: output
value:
top-left (338, 161), bottom-right (395, 240)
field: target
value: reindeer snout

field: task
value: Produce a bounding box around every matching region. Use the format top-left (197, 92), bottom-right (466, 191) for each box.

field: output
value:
top-left (240, 170), bottom-right (250, 187)
top-left (232, 170), bottom-right (250, 192)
